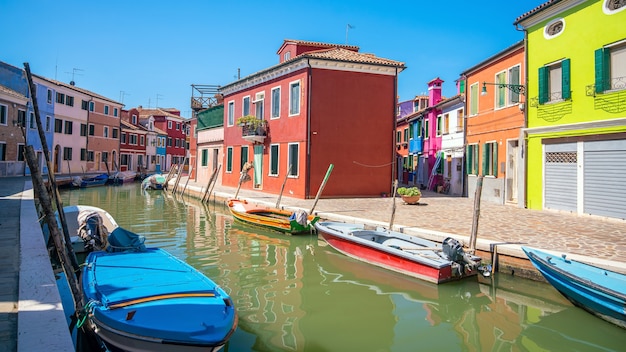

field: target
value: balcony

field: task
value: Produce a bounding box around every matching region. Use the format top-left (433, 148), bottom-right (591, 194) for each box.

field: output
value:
top-left (240, 120), bottom-right (267, 143)
top-left (409, 137), bottom-right (423, 154)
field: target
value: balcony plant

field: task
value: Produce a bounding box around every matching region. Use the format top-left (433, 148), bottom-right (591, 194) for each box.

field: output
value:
top-left (397, 186), bottom-right (421, 205)
top-left (236, 115), bottom-right (266, 129)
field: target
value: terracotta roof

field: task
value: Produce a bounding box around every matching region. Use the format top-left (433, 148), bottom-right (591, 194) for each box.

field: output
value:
top-left (301, 47), bottom-right (405, 68)
top-left (0, 85), bottom-right (27, 100)
top-left (32, 75), bottom-right (122, 105)
top-left (513, 0), bottom-right (563, 25)
top-left (137, 107), bottom-right (185, 120)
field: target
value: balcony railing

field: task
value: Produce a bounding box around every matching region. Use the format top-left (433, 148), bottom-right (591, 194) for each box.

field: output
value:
top-left (241, 122), bottom-right (267, 143)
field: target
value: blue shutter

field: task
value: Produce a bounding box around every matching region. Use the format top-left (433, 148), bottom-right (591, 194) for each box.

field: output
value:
top-left (561, 59), bottom-right (571, 100)
top-left (538, 66), bottom-right (549, 104)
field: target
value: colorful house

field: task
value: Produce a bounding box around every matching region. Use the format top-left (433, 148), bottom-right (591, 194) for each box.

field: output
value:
top-left (396, 95), bottom-right (428, 185)
top-left (435, 92), bottom-right (465, 196)
top-left (195, 104), bottom-right (224, 187)
top-left (120, 108), bottom-right (148, 173)
top-left (0, 81), bottom-right (28, 176)
top-left (461, 41), bottom-right (525, 205)
top-left (219, 39), bottom-right (405, 198)
top-left (514, 0), bottom-right (626, 219)
top-left (138, 107), bottom-right (187, 172)
top-left (407, 78), bottom-right (445, 190)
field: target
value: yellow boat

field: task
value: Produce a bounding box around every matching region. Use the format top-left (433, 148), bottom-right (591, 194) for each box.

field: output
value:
top-left (227, 198), bottom-right (318, 235)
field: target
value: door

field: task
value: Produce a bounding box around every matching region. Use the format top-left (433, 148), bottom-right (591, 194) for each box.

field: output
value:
top-left (253, 145), bottom-right (263, 189)
top-left (506, 140), bottom-right (519, 203)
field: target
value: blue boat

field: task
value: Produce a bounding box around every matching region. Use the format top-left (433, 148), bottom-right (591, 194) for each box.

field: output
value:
top-left (72, 173), bottom-right (109, 188)
top-left (522, 246), bottom-right (626, 329)
top-left (80, 227), bottom-right (238, 351)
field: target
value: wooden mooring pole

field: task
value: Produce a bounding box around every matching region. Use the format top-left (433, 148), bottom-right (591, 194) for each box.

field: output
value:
top-left (469, 175), bottom-right (484, 253)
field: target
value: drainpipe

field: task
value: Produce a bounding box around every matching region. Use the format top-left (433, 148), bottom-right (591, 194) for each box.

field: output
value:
top-left (86, 97), bottom-right (93, 173)
top-left (306, 59), bottom-right (312, 198)
top-left (392, 67), bottom-right (399, 192)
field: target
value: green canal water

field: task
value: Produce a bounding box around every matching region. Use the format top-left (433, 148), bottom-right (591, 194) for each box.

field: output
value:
top-left (58, 183), bottom-right (626, 351)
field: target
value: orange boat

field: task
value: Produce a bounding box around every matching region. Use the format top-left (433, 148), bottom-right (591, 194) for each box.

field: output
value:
top-left (227, 198), bottom-right (319, 235)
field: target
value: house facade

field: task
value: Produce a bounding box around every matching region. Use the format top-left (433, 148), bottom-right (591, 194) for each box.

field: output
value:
top-left (515, 0), bottom-right (626, 219)
top-left (219, 39), bottom-right (405, 198)
top-left (0, 84), bottom-right (28, 176)
top-left (435, 94), bottom-right (465, 196)
top-left (195, 104), bottom-right (224, 187)
top-left (120, 108), bottom-right (148, 172)
top-left (138, 107), bottom-right (186, 172)
top-left (396, 95), bottom-right (428, 185)
top-left (461, 41), bottom-right (525, 205)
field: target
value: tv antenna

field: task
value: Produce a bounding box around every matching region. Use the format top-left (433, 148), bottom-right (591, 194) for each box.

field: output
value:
top-left (119, 91), bottom-right (130, 104)
top-left (156, 94), bottom-right (164, 108)
top-left (65, 68), bottom-right (84, 85)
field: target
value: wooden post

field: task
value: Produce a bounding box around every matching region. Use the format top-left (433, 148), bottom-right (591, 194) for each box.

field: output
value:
top-left (25, 145), bottom-right (84, 311)
top-left (202, 164), bottom-right (221, 203)
top-left (388, 180), bottom-right (399, 229)
top-left (163, 165), bottom-right (176, 190)
top-left (206, 164), bottom-right (221, 203)
top-left (309, 164), bottom-right (334, 214)
top-left (172, 156), bottom-right (187, 193)
top-left (275, 164), bottom-right (292, 208)
top-left (181, 163), bottom-right (193, 195)
top-left (24, 62), bottom-right (79, 272)
top-left (469, 175), bottom-right (484, 253)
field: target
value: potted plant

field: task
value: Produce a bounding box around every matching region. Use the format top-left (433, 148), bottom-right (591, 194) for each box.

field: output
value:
top-left (397, 186), bottom-right (421, 204)
top-left (236, 115), bottom-right (266, 129)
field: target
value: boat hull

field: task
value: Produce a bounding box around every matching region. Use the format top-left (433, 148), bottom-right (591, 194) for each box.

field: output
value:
top-left (227, 199), bottom-right (318, 235)
top-left (522, 246), bottom-right (626, 329)
top-left (315, 221), bottom-right (481, 284)
top-left (142, 174), bottom-right (166, 190)
top-left (81, 248), bottom-right (238, 351)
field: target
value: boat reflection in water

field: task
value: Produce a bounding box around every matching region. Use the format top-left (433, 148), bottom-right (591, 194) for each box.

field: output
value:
top-left (59, 184), bottom-right (626, 351)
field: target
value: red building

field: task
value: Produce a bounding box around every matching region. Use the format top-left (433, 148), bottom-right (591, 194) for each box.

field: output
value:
top-left (138, 107), bottom-right (187, 171)
top-left (220, 39), bottom-right (405, 198)
top-left (120, 108), bottom-right (148, 172)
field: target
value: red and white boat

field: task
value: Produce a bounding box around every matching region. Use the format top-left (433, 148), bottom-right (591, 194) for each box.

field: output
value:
top-left (314, 221), bottom-right (482, 284)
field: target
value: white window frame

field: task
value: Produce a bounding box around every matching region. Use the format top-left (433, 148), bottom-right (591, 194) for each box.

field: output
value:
top-left (242, 96), bottom-right (250, 116)
top-left (508, 64), bottom-right (521, 105)
top-left (271, 87), bottom-right (281, 119)
top-left (104, 126), bottom-right (109, 138)
top-left (227, 101), bottom-right (235, 126)
top-left (289, 80), bottom-right (300, 116)
top-left (0, 104), bottom-right (7, 125)
top-left (104, 105), bottom-right (109, 115)
top-left (269, 144), bottom-right (280, 176)
top-left (494, 70), bottom-right (507, 110)
top-left (167, 120), bottom-right (172, 130)
top-left (287, 142), bottom-right (299, 177)
top-left (469, 82), bottom-right (479, 116)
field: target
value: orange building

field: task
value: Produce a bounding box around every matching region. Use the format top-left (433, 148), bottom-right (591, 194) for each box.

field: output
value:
top-left (461, 41), bottom-right (526, 205)
top-left (220, 40), bottom-right (405, 198)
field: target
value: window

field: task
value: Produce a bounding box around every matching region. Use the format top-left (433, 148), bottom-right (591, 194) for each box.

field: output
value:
top-left (17, 144), bottom-right (25, 161)
top-left (29, 112), bottom-right (35, 129)
top-left (80, 123), bottom-right (87, 136)
top-left (284, 51), bottom-right (291, 61)
top-left (466, 144), bottom-right (479, 175)
top-left (56, 92), bottom-right (65, 104)
top-left (54, 119), bottom-right (63, 133)
top-left (47, 89), bottom-right (52, 104)
top-left (595, 43), bottom-right (626, 93)
top-left (130, 135), bottom-right (137, 145)
top-left (495, 71), bottom-right (507, 109)
top-left (255, 96), bottom-right (264, 119)
top-left (0, 142), bottom-right (5, 161)
top-left (483, 142), bottom-right (498, 177)
top-left (46, 116), bottom-right (51, 132)
top-left (226, 147), bottom-right (233, 173)
top-left (442, 113), bottom-right (449, 135)
top-left (469, 83), bottom-right (478, 116)
top-left (413, 100), bottom-right (419, 112)
top-left (0, 104), bottom-right (6, 125)
top-left (271, 87), bottom-right (280, 119)
top-left (457, 109), bottom-right (464, 132)
top-left (132, 115), bottom-right (137, 124)
top-left (508, 65), bottom-right (521, 104)
top-left (66, 96), bottom-right (74, 107)
top-left (201, 149), bottom-right (208, 167)
top-left (436, 115), bottom-right (442, 136)
top-left (538, 59), bottom-right (571, 103)
top-left (289, 81), bottom-right (300, 115)
top-left (17, 110), bottom-right (26, 127)
top-left (168, 121), bottom-right (172, 130)
top-left (167, 137), bottom-right (172, 146)
top-left (403, 128), bottom-right (409, 142)
top-left (88, 124), bottom-right (95, 136)
top-left (396, 130), bottom-right (401, 143)
top-left (81, 100), bottom-right (89, 110)
top-left (64, 120), bottom-right (73, 134)
top-left (112, 128), bottom-right (118, 139)
top-left (63, 147), bottom-right (72, 160)
top-left (89, 101), bottom-right (94, 112)
top-left (176, 123), bottom-right (180, 130)
top-left (416, 120), bottom-right (423, 138)
top-left (80, 148), bottom-right (87, 161)
top-left (104, 105), bottom-right (109, 115)
top-left (424, 120), bottom-right (430, 139)
top-left (269, 144), bottom-right (279, 176)
top-left (87, 151), bottom-right (94, 162)
top-left (604, 0), bottom-right (626, 13)
top-left (243, 96), bottom-right (250, 116)
top-left (288, 143), bottom-right (298, 176)
top-left (544, 18), bottom-right (565, 39)
top-left (114, 108), bottom-right (118, 117)
top-left (140, 135), bottom-right (144, 146)
top-left (121, 133), bottom-right (127, 144)
top-left (240, 146), bottom-right (248, 171)
top-left (102, 152), bottom-right (108, 163)
top-left (104, 126), bottom-right (109, 138)
top-left (227, 101), bottom-right (235, 126)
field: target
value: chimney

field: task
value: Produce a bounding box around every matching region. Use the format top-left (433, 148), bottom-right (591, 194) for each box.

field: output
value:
top-left (427, 77), bottom-right (444, 106)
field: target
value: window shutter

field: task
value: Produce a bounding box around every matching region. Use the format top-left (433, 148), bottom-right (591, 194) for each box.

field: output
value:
top-left (459, 80), bottom-right (466, 94)
top-left (561, 59), bottom-right (571, 100)
top-left (481, 144), bottom-right (487, 176)
top-left (492, 143), bottom-right (498, 178)
top-left (538, 66), bottom-right (549, 104)
top-left (466, 145), bottom-right (472, 174)
top-left (595, 48), bottom-right (610, 93)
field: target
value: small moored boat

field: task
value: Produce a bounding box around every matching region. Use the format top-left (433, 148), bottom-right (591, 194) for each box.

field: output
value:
top-left (227, 198), bottom-right (318, 235)
top-left (314, 221), bottom-right (482, 284)
top-left (72, 173), bottom-right (109, 188)
top-left (522, 246), bottom-right (626, 329)
top-left (142, 173), bottom-right (167, 190)
top-left (108, 170), bottom-right (138, 185)
top-left (79, 226), bottom-right (238, 351)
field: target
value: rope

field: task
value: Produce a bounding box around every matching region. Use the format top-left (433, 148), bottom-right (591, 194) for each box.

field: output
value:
top-left (352, 160), bottom-right (395, 168)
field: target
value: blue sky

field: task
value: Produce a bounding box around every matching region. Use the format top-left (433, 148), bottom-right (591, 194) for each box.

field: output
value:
top-left (1, 0), bottom-right (546, 118)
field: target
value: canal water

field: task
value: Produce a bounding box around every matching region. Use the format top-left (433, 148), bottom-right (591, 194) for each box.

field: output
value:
top-left (58, 183), bottom-right (626, 351)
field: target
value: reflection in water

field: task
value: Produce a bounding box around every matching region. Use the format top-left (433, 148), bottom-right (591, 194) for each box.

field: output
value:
top-left (59, 184), bottom-right (626, 352)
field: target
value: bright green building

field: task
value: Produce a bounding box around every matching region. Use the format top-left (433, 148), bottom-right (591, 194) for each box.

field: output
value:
top-left (515, 0), bottom-right (626, 219)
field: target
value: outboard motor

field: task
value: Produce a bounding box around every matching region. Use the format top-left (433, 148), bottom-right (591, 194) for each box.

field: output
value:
top-left (442, 237), bottom-right (480, 275)
top-left (77, 210), bottom-right (109, 252)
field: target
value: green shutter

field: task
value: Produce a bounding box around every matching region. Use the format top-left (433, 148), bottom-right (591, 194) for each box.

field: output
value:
top-left (459, 80), bottom-right (466, 94)
top-left (561, 59), bottom-right (571, 100)
top-left (595, 48), bottom-right (610, 94)
top-left (482, 144), bottom-right (488, 176)
top-left (538, 66), bottom-right (549, 104)
top-left (492, 143), bottom-right (498, 178)
top-left (466, 145), bottom-right (471, 174)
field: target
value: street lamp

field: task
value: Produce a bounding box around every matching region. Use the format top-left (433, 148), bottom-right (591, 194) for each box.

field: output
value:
top-left (481, 82), bottom-right (526, 96)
